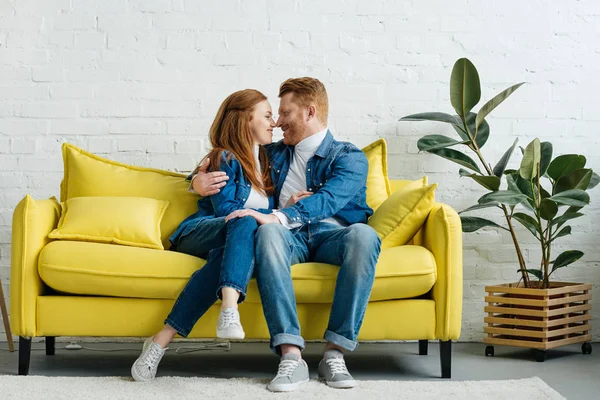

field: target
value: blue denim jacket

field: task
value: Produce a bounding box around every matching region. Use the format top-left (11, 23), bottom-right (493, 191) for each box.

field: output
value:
top-left (266, 130), bottom-right (372, 234)
top-left (169, 150), bottom-right (275, 246)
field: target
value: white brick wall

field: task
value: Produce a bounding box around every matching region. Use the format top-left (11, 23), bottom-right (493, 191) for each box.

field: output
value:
top-left (0, 0), bottom-right (599, 343)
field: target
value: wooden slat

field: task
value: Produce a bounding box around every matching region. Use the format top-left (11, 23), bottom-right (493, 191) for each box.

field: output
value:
top-left (546, 294), bottom-right (592, 306)
top-left (484, 324), bottom-right (590, 339)
top-left (485, 282), bottom-right (592, 296)
top-left (484, 305), bottom-right (547, 317)
top-left (485, 295), bottom-right (548, 307)
top-left (484, 314), bottom-right (591, 328)
top-left (484, 334), bottom-right (592, 350)
top-left (547, 304), bottom-right (591, 317)
top-left (484, 303), bottom-right (591, 318)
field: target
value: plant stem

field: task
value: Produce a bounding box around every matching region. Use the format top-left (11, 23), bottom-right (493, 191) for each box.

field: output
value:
top-left (463, 121), bottom-right (530, 287)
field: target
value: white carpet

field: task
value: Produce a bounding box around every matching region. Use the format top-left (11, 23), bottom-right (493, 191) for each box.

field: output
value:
top-left (0, 376), bottom-right (564, 400)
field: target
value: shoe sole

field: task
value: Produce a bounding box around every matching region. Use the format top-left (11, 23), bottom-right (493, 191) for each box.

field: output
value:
top-left (267, 378), bottom-right (309, 392)
top-left (319, 377), bottom-right (358, 389)
top-left (216, 327), bottom-right (245, 340)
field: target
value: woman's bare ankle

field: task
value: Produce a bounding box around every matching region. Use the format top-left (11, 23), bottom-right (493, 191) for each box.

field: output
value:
top-left (153, 325), bottom-right (177, 348)
top-left (220, 287), bottom-right (241, 309)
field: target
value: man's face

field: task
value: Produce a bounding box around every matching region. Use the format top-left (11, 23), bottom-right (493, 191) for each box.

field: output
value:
top-left (276, 93), bottom-right (308, 146)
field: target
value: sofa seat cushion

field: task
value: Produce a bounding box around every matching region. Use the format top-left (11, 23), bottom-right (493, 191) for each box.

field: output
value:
top-left (38, 241), bottom-right (437, 302)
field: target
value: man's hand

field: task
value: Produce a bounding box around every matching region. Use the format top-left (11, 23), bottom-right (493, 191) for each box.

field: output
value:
top-left (191, 158), bottom-right (229, 196)
top-left (225, 209), bottom-right (281, 225)
top-left (285, 190), bottom-right (313, 207)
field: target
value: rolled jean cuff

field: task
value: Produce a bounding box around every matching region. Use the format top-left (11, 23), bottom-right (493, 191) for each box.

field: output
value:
top-left (270, 333), bottom-right (306, 354)
top-left (324, 330), bottom-right (358, 352)
top-left (164, 318), bottom-right (190, 338)
top-left (216, 283), bottom-right (247, 303)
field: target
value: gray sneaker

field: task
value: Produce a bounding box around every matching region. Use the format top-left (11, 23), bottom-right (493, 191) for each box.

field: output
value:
top-left (267, 353), bottom-right (310, 392)
top-left (318, 349), bottom-right (357, 389)
top-left (131, 337), bottom-right (167, 382)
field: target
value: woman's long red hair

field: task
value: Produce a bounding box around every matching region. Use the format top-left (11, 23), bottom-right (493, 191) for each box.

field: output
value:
top-left (205, 89), bottom-right (273, 196)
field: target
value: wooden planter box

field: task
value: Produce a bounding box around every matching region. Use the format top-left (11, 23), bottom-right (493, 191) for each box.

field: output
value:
top-left (484, 282), bottom-right (593, 361)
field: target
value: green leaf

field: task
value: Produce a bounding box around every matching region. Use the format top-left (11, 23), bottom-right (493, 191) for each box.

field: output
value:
top-left (459, 171), bottom-right (501, 191)
top-left (519, 138), bottom-right (541, 180)
top-left (550, 225), bottom-right (571, 243)
top-left (547, 155), bottom-right (586, 181)
top-left (400, 112), bottom-right (462, 126)
top-left (549, 189), bottom-right (590, 207)
top-left (518, 268), bottom-right (544, 280)
top-left (589, 172), bottom-right (600, 189)
top-left (461, 216), bottom-right (505, 232)
top-left (504, 169), bottom-right (518, 175)
top-left (478, 190), bottom-right (528, 206)
top-left (512, 212), bottom-right (540, 237)
top-left (540, 198), bottom-right (558, 220)
top-left (493, 138), bottom-right (518, 177)
top-left (550, 212), bottom-right (584, 227)
top-left (506, 172), bottom-right (535, 210)
top-left (454, 112), bottom-right (489, 149)
top-left (459, 203), bottom-right (502, 214)
top-left (417, 135), bottom-right (469, 152)
top-left (551, 250), bottom-right (584, 272)
top-left (540, 142), bottom-right (553, 176)
top-left (428, 148), bottom-right (482, 173)
top-left (452, 122), bottom-right (470, 142)
top-left (475, 82), bottom-right (525, 133)
top-left (450, 58), bottom-right (481, 118)
top-left (554, 169), bottom-right (593, 194)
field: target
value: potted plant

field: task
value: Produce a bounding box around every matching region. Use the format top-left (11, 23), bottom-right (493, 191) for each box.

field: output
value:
top-left (400, 58), bottom-right (596, 361)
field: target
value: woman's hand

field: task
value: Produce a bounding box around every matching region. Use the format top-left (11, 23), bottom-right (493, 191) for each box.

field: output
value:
top-left (285, 190), bottom-right (313, 207)
top-left (225, 209), bottom-right (281, 225)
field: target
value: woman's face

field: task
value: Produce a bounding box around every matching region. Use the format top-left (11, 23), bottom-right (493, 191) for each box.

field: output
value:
top-left (249, 100), bottom-right (275, 145)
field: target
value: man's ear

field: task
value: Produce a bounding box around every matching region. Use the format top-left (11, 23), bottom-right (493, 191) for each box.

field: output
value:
top-left (307, 105), bottom-right (316, 121)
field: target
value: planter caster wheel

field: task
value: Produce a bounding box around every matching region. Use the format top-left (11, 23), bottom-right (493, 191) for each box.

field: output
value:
top-left (534, 350), bottom-right (546, 362)
top-left (485, 345), bottom-right (494, 357)
top-left (582, 342), bottom-right (592, 355)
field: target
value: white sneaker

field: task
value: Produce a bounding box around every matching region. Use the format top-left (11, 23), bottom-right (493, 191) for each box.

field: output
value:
top-left (131, 337), bottom-right (167, 382)
top-left (267, 354), bottom-right (310, 392)
top-left (216, 307), bottom-right (245, 339)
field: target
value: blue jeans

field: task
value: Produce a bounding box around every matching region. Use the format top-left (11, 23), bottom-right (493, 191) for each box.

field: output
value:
top-left (254, 222), bottom-right (381, 353)
top-left (165, 216), bottom-right (258, 337)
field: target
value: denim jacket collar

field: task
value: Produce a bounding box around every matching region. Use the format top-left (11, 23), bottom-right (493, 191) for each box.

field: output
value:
top-left (314, 130), bottom-right (334, 159)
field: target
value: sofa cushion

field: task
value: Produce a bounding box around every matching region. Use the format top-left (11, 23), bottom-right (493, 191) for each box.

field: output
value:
top-left (49, 196), bottom-right (170, 250)
top-left (368, 183), bottom-right (437, 249)
top-left (39, 241), bottom-right (437, 303)
top-left (361, 139), bottom-right (391, 211)
top-left (60, 143), bottom-right (199, 249)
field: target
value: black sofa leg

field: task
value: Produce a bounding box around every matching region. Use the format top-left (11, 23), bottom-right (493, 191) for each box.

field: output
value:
top-left (46, 336), bottom-right (55, 356)
top-left (440, 340), bottom-right (452, 379)
top-left (19, 337), bottom-right (31, 376)
top-left (419, 340), bottom-right (428, 355)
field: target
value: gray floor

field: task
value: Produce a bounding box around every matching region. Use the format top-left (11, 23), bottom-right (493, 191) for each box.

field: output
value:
top-left (0, 340), bottom-right (597, 399)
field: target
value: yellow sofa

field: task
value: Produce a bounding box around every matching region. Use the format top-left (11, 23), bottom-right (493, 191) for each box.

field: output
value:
top-left (10, 143), bottom-right (462, 378)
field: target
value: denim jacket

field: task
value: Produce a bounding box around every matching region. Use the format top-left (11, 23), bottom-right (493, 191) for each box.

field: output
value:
top-left (266, 130), bottom-right (372, 234)
top-left (169, 150), bottom-right (275, 245)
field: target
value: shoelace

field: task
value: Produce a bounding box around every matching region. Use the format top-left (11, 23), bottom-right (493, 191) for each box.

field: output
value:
top-left (220, 309), bottom-right (239, 326)
top-left (141, 344), bottom-right (163, 370)
top-left (325, 357), bottom-right (349, 376)
top-left (275, 359), bottom-right (299, 378)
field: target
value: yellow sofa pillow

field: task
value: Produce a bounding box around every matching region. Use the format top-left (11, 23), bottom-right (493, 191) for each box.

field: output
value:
top-left (368, 184), bottom-right (437, 249)
top-left (389, 176), bottom-right (428, 194)
top-left (361, 139), bottom-right (391, 211)
top-left (49, 197), bottom-right (170, 250)
top-left (60, 143), bottom-right (199, 249)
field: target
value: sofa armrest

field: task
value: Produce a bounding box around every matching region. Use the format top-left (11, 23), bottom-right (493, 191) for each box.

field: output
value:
top-left (10, 195), bottom-right (60, 337)
top-left (421, 202), bottom-right (463, 341)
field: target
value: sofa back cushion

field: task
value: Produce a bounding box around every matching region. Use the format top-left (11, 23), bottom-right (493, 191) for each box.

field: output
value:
top-left (60, 143), bottom-right (198, 249)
